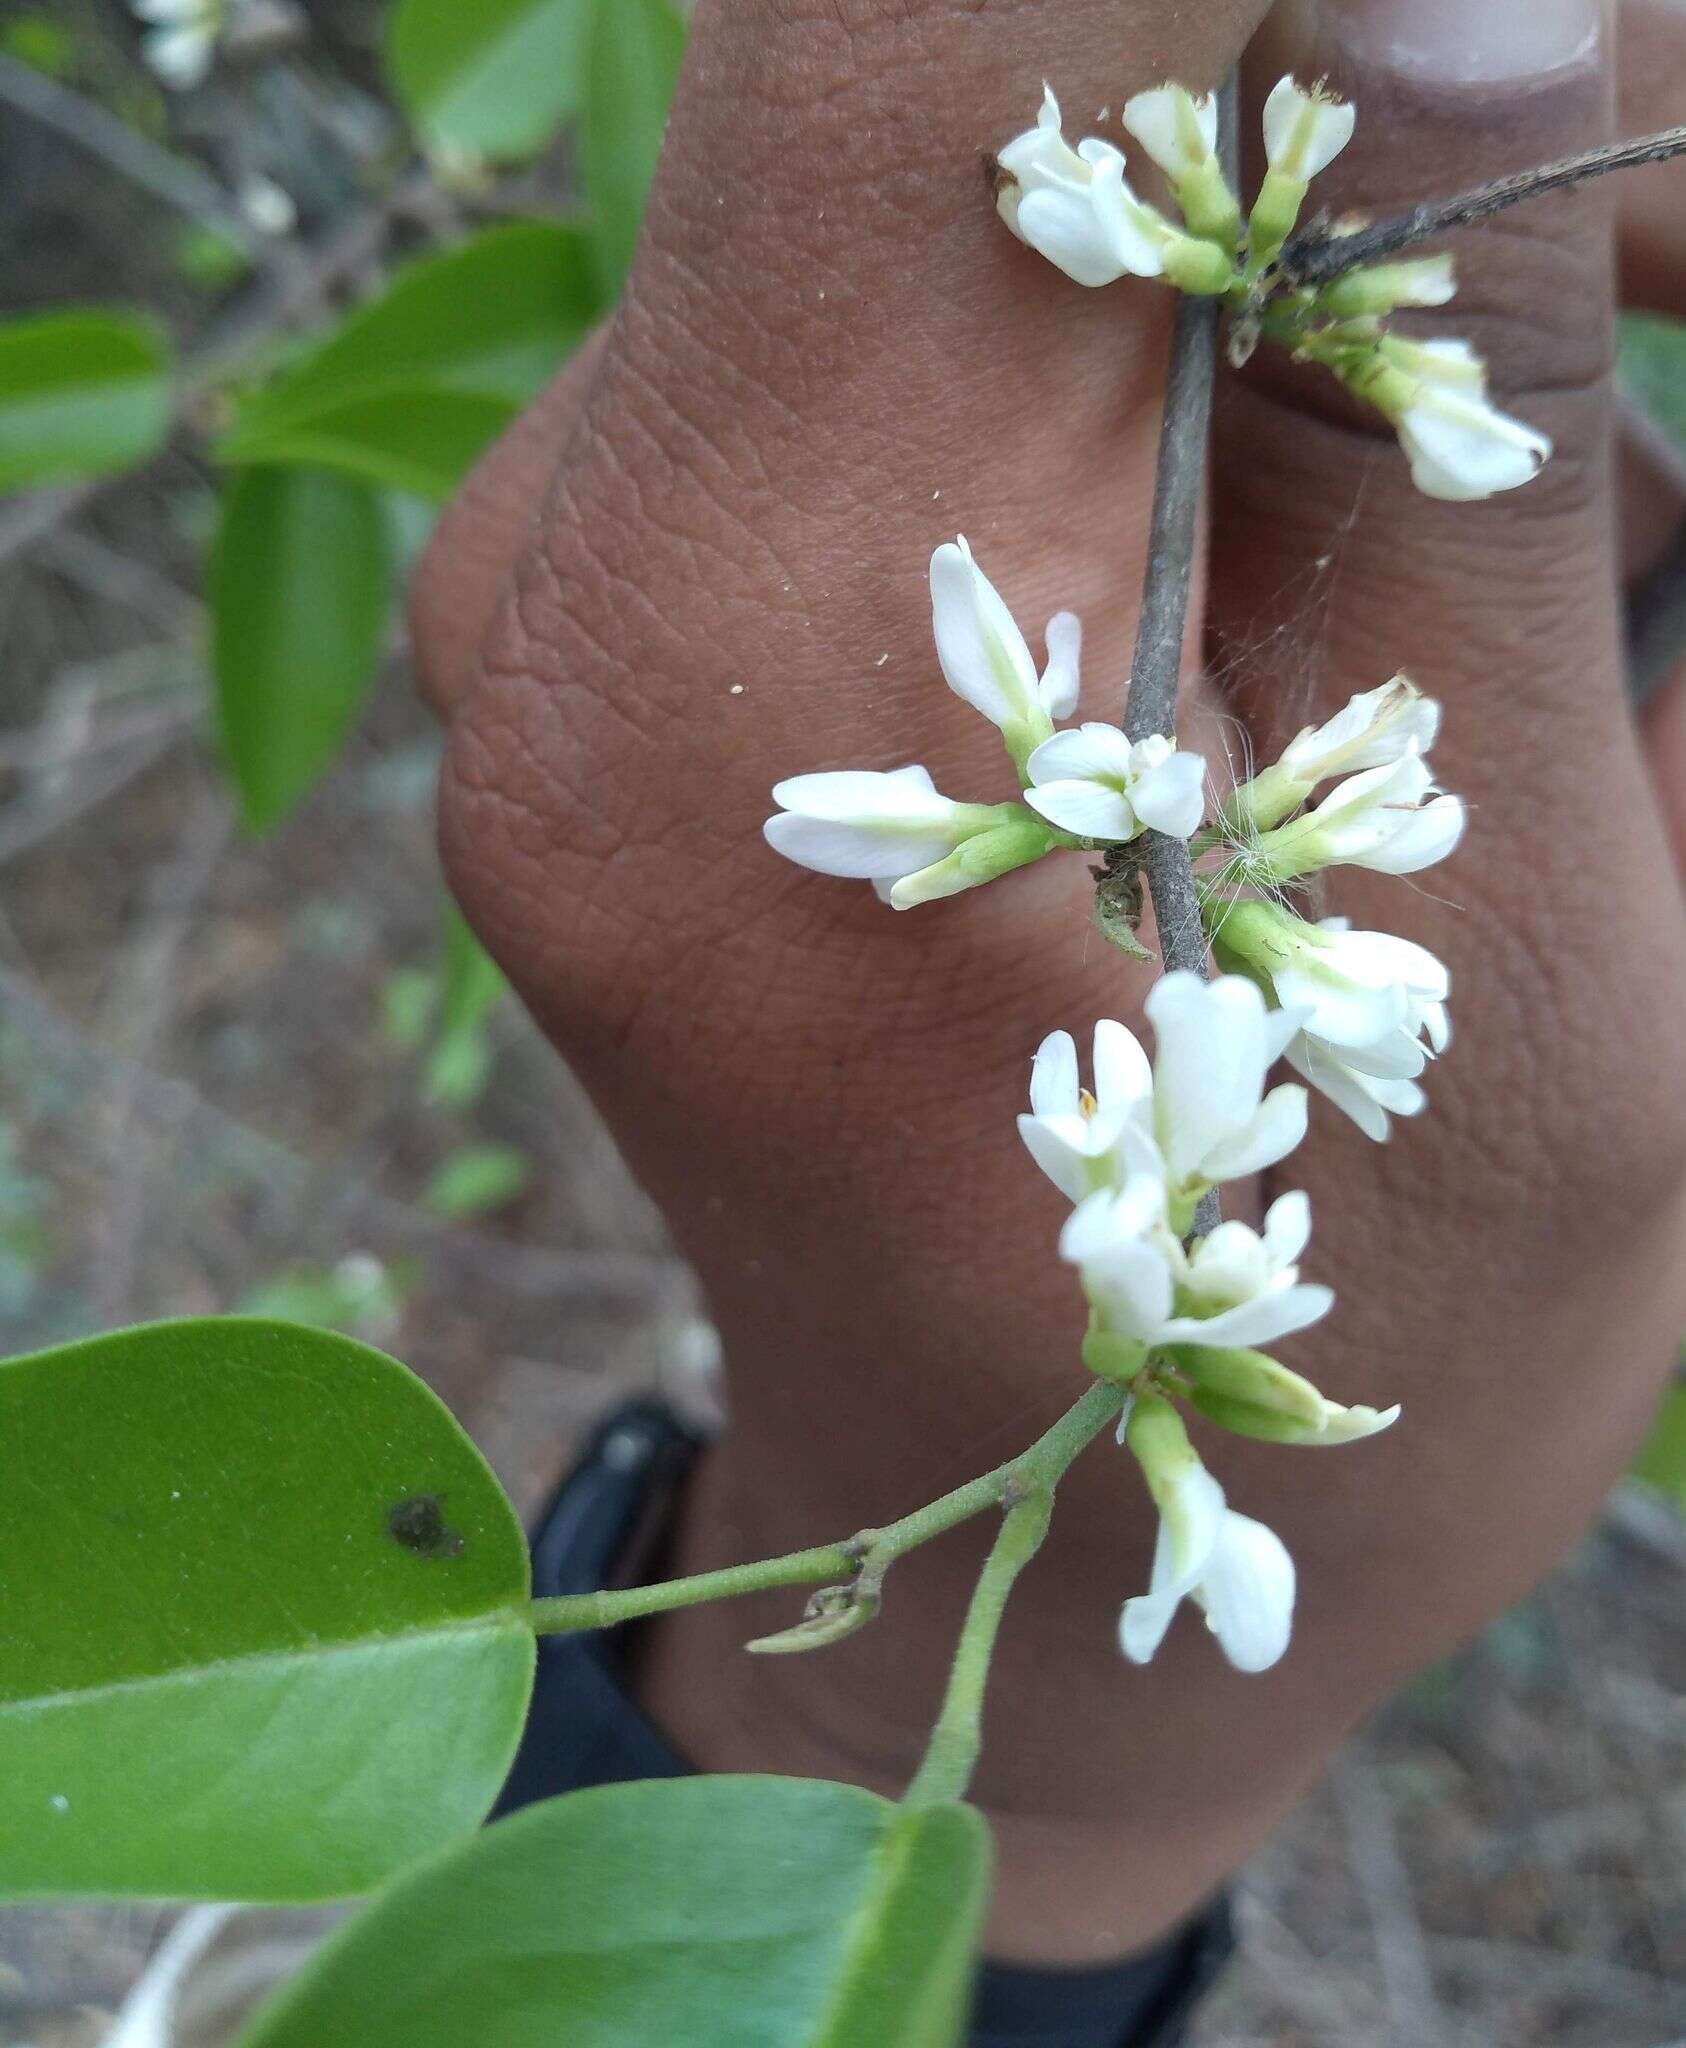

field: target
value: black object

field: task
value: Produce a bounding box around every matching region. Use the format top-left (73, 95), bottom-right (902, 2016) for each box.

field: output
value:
top-left (499, 1399), bottom-right (1234, 2048)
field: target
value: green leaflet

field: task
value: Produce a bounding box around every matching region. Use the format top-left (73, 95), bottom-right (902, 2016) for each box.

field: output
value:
top-left (0, 308), bottom-right (171, 491)
top-left (0, 1319), bottom-right (533, 1901)
top-left (238, 1777), bottom-right (991, 2048)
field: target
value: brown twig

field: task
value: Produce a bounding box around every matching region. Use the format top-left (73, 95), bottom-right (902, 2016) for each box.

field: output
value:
top-left (1279, 123), bottom-right (1686, 289)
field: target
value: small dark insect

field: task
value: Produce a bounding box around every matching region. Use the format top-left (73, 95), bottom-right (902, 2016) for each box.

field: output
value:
top-left (386, 1494), bottom-right (465, 1560)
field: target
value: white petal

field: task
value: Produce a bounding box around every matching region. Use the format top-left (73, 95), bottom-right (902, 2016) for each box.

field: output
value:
top-left (1091, 1017), bottom-right (1152, 1115)
top-left (1164, 1281), bottom-right (1334, 1349)
top-left (1195, 1081), bottom-right (1308, 1183)
top-left (1090, 157), bottom-right (1171, 277)
top-left (1121, 84), bottom-right (1217, 179)
top-left (1119, 1583), bottom-right (1180, 1664)
top-left (1024, 779), bottom-right (1139, 840)
top-left (1261, 76), bottom-right (1355, 179)
top-left (1162, 1461), bottom-right (1227, 1587)
top-left (1016, 187), bottom-right (1132, 286)
top-left (1399, 394), bottom-right (1552, 502)
top-left (1129, 749), bottom-right (1208, 837)
top-left (1147, 973), bottom-right (1269, 1187)
top-left (1274, 959), bottom-right (1407, 1049)
top-left (1017, 1115), bottom-right (1093, 1203)
top-left (1027, 721), bottom-right (1136, 786)
top-left (1313, 1401), bottom-right (1401, 1444)
top-left (929, 539), bottom-right (1041, 727)
top-left (1285, 1035), bottom-right (1394, 1141)
top-left (1196, 1512), bottom-right (1296, 1673)
top-left (1352, 793), bottom-right (1466, 874)
top-left (1028, 1029), bottom-right (1080, 1119)
top-left (1181, 1222), bottom-right (1269, 1306)
top-left (1260, 1189), bottom-right (1312, 1265)
top-left (1039, 610), bottom-right (1083, 719)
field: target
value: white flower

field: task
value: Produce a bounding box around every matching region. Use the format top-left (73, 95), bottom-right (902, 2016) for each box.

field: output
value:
top-left (1142, 973), bottom-right (1309, 1199)
top-left (1017, 1020), bottom-right (1157, 1203)
top-left (929, 537), bottom-right (1080, 751)
top-left (1020, 975), bottom-right (1308, 1212)
top-left (1227, 676), bottom-right (1442, 834)
top-left (995, 88), bottom-right (1173, 285)
top-left (1024, 724), bottom-right (1207, 842)
top-left (1252, 749), bottom-right (1466, 881)
top-left (1062, 1177), bottom-right (1333, 1352)
top-left (1121, 1499), bottom-right (1296, 1673)
top-left (132, 0), bottom-right (222, 86)
top-left (1250, 77), bottom-right (1356, 261)
top-left (1281, 675), bottom-right (1440, 785)
top-left (1284, 970), bottom-right (1451, 1141)
top-left (764, 767), bottom-right (1054, 910)
top-left (1121, 84), bottom-right (1218, 182)
top-left (1359, 339), bottom-right (1552, 502)
top-left (1119, 84), bottom-right (1240, 246)
top-left (1260, 75), bottom-right (1355, 182)
top-left (1177, 1191), bottom-right (1326, 1335)
top-left (1216, 903), bottom-right (1450, 1051)
top-left (1398, 382), bottom-right (1552, 503)
top-left (765, 766), bottom-right (990, 881)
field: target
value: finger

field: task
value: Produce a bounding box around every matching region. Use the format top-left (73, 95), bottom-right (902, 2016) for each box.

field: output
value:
top-left (1210, 0), bottom-right (1686, 1677)
top-left (410, 329), bottom-right (609, 719)
top-left (1616, 0), bottom-right (1686, 313)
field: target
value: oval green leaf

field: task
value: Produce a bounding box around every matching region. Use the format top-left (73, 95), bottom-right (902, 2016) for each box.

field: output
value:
top-left (221, 222), bottom-right (603, 475)
top-left (581, 0), bottom-right (686, 295)
top-left (211, 467), bottom-right (392, 834)
top-left (0, 1318), bottom-right (532, 1902)
top-left (0, 308), bottom-right (171, 492)
top-left (221, 387), bottom-right (517, 502)
top-left (238, 1777), bottom-right (991, 2048)
top-left (386, 0), bottom-right (588, 163)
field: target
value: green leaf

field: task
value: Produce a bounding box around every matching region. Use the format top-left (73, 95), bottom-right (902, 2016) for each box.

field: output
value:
top-left (237, 1778), bottom-right (991, 2048)
top-left (218, 225), bottom-right (603, 499)
top-left (1619, 312), bottom-right (1686, 458)
top-left (1632, 1377), bottom-right (1686, 1513)
top-left (386, 0), bottom-right (589, 164)
top-left (0, 1319), bottom-right (533, 1903)
top-left (224, 223), bottom-right (602, 448)
top-left (222, 387), bottom-right (517, 501)
top-left (211, 467), bottom-right (393, 833)
top-left (425, 906), bottom-right (506, 1107)
top-left (425, 1145), bottom-right (531, 1220)
top-left (581, 0), bottom-right (686, 295)
top-left (0, 309), bottom-right (171, 492)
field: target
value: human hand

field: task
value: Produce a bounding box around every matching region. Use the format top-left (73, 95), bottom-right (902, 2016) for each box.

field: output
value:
top-left (411, 0), bottom-right (1686, 1963)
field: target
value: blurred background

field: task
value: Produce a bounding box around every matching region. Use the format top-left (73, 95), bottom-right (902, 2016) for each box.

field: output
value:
top-left (0, 3), bottom-right (1682, 2043)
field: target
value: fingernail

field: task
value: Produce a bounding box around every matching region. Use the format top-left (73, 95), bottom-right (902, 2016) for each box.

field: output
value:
top-left (1322, 0), bottom-right (1601, 84)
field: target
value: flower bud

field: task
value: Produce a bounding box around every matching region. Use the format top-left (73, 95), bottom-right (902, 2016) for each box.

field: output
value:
top-left (1318, 256), bottom-right (1456, 317)
top-left (1169, 1345), bottom-right (1399, 1444)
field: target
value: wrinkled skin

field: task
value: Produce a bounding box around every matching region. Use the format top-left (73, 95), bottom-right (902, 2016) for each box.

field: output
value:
top-left (412, 0), bottom-right (1686, 1963)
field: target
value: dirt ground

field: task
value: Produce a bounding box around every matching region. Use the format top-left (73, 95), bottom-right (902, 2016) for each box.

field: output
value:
top-left (1, 9), bottom-right (1683, 2045)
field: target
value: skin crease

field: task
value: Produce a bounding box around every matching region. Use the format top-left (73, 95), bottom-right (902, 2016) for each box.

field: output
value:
top-left (414, 0), bottom-right (1686, 1967)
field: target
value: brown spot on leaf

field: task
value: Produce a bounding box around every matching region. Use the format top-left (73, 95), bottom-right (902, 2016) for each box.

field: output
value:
top-left (387, 1494), bottom-right (464, 1560)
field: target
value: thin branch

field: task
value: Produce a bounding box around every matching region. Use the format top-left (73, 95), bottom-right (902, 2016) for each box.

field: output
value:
top-left (1280, 123), bottom-right (1686, 290)
top-left (0, 52), bottom-right (262, 255)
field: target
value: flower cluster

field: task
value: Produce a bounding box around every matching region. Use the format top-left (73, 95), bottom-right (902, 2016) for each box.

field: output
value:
top-left (994, 78), bottom-right (1551, 501)
top-left (1018, 974), bottom-right (1397, 1671)
top-left (1206, 676), bottom-right (1459, 1140)
top-left (765, 537), bottom-right (1207, 909)
top-left (759, 73), bottom-right (1489, 1685)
